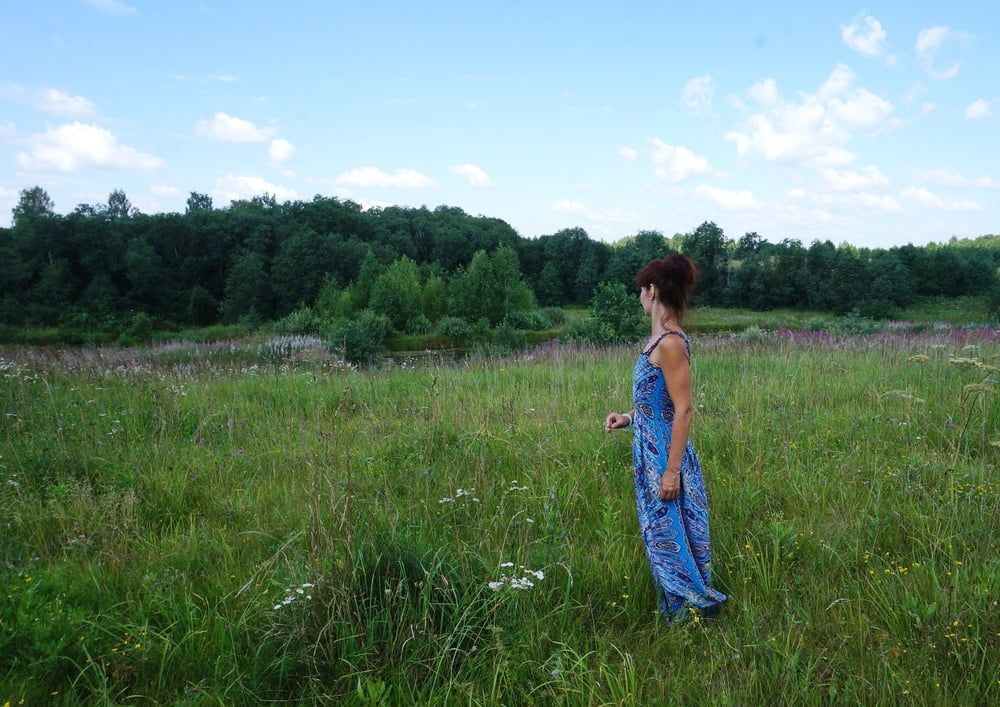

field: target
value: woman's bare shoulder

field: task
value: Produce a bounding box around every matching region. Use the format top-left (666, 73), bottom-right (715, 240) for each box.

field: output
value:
top-left (648, 332), bottom-right (688, 368)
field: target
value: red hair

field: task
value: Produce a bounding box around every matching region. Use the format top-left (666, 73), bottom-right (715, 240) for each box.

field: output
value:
top-left (635, 254), bottom-right (698, 324)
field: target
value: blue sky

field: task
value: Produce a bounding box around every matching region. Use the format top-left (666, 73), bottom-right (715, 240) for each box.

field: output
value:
top-left (1, 1), bottom-right (997, 247)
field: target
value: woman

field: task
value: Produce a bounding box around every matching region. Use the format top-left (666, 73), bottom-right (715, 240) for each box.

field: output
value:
top-left (604, 254), bottom-right (728, 623)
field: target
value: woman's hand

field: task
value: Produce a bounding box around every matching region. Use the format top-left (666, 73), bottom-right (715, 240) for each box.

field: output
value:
top-left (604, 413), bottom-right (630, 432)
top-left (658, 469), bottom-right (681, 501)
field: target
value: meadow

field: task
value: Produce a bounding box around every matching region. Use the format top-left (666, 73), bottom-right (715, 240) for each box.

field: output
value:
top-left (1, 324), bottom-right (998, 704)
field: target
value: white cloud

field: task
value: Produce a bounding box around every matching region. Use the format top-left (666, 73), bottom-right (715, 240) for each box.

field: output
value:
top-left (853, 192), bottom-right (903, 212)
top-left (332, 167), bottom-right (436, 189)
top-left (195, 112), bottom-right (273, 142)
top-left (820, 165), bottom-right (890, 191)
top-left (0, 121), bottom-right (15, 139)
top-left (551, 199), bottom-right (640, 229)
top-left (16, 122), bottom-right (163, 172)
top-left (901, 186), bottom-right (981, 211)
top-left (35, 88), bottom-right (96, 118)
top-left (150, 184), bottom-right (178, 196)
top-left (841, 13), bottom-right (887, 58)
top-left (919, 102), bottom-right (937, 116)
top-left (695, 185), bottom-right (758, 210)
top-left (915, 26), bottom-right (967, 79)
top-left (724, 64), bottom-right (894, 168)
top-left (269, 138), bottom-right (295, 162)
top-left (552, 199), bottom-right (598, 220)
top-left (450, 163), bottom-right (492, 187)
top-left (649, 139), bottom-right (712, 183)
top-left (964, 99), bottom-right (992, 119)
top-left (212, 175), bottom-right (299, 203)
top-left (788, 187), bottom-right (902, 213)
top-left (681, 75), bottom-right (714, 114)
top-left (83, 0), bottom-right (137, 16)
top-left (616, 145), bottom-right (638, 161)
top-left (914, 168), bottom-right (1000, 189)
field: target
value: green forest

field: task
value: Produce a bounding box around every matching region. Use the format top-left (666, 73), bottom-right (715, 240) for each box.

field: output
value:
top-left (3, 185), bottom-right (1000, 338)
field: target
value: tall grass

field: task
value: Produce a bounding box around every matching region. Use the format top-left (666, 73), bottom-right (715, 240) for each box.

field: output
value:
top-left (1, 332), bottom-right (997, 704)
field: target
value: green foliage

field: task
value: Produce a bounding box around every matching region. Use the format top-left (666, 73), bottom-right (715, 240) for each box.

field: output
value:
top-left (4, 181), bottom-right (1000, 334)
top-left (433, 315), bottom-right (474, 345)
top-left (825, 307), bottom-right (885, 335)
top-left (589, 281), bottom-right (645, 342)
top-left (352, 251), bottom-right (384, 310)
top-left (536, 262), bottom-right (561, 306)
top-left (540, 306), bottom-right (567, 326)
top-left (185, 191), bottom-right (213, 213)
top-left (274, 305), bottom-right (318, 335)
top-left (560, 316), bottom-right (614, 344)
top-left (327, 310), bottom-right (390, 365)
top-left (223, 251), bottom-right (271, 324)
top-left (368, 256), bottom-right (423, 332)
top-left (503, 309), bottom-right (548, 330)
top-left (314, 276), bottom-right (353, 321)
top-left (987, 278), bottom-right (1000, 319)
top-left (493, 323), bottom-right (528, 353)
top-left (187, 285), bottom-right (218, 326)
top-left (857, 299), bottom-right (898, 320)
top-left (117, 311), bottom-right (153, 345)
top-left (420, 275), bottom-right (448, 322)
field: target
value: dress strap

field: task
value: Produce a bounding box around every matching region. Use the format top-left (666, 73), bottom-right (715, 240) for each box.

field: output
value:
top-left (643, 330), bottom-right (691, 359)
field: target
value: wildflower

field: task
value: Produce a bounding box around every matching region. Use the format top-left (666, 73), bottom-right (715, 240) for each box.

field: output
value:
top-left (907, 354), bottom-right (929, 363)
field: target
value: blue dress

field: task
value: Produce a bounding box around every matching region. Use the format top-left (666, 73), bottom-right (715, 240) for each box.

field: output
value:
top-left (632, 330), bottom-right (728, 622)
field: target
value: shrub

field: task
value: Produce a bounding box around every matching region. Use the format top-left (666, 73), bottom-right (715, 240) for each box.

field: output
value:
top-left (540, 307), bottom-right (566, 326)
top-left (434, 316), bottom-right (474, 345)
top-left (327, 310), bottom-right (390, 365)
top-left (404, 313), bottom-right (432, 335)
top-left (986, 278), bottom-right (1000, 320)
top-left (826, 308), bottom-right (884, 335)
top-left (589, 281), bottom-right (644, 342)
top-left (560, 316), bottom-right (614, 345)
top-left (503, 309), bottom-right (548, 330)
top-left (492, 322), bottom-right (528, 352)
top-left (274, 305), bottom-right (318, 335)
top-left (857, 299), bottom-right (897, 320)
top-left (117, 312), bottom-right (153, 345)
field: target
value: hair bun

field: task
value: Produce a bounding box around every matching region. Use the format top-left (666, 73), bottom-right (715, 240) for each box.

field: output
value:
top-left (660, 254), bottom-right (694, 286)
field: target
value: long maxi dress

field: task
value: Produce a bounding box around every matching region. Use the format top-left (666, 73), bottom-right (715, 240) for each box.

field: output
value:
top-left (631, 329), bottom-right (728, 622)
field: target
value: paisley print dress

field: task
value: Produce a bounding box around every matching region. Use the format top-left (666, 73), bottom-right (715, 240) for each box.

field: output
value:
top-left (632, 330), bottom-right (727, 622)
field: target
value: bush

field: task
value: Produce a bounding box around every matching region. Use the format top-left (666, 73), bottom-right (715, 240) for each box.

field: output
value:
top-left (404, 313), bottom-right (432, 335)
top-left (826, 308), bottom-right (884, 335)
top-left (589, 281), bottom-right (644, 342)
top-left (540, 307), bottom-right (566, 326)
top-left (274, 305), bottom-right (318, 335)
top-left (986, 278), bottom-right (1000, 319)
top-left (857, 299), bottom-right (897, 320)
top-left (492, 322), bottom-right (528, 352)
top-left (434, 316), bottom-right (474, 345)
top-left (560, 316), bottom-right (614, 345)
top-left (503, 309), bottom-right (548, 330)
top-left (327, 310), bottom-right (390, 365)
top-left (117, 312), bottom-right (153, 345)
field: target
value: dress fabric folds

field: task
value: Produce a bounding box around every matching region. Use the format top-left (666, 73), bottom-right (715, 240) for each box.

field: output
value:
top-left (631, 330), bottom-right (727, 622)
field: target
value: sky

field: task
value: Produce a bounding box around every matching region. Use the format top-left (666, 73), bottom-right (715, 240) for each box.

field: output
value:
top-left (0, 1), bottom-right (997, 248)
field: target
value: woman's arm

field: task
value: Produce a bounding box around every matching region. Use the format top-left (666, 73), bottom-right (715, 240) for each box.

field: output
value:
top-left (649, 338), bottom-right (692, 497)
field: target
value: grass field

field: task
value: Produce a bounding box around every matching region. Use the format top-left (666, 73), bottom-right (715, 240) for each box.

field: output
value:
top-left (1, 328), bottom-right (998, 704)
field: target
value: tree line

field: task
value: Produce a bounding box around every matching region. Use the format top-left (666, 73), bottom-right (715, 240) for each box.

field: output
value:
top-left (2, 185), bottom-right (998, 332)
